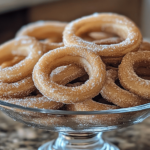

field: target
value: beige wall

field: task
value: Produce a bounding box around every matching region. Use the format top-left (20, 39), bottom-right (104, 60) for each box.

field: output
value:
top-left (141, 0), bottom-right (150, 38)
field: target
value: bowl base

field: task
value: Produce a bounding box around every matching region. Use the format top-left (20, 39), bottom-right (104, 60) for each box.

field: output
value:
top-left (38, 132), bottom-right (120, 150)
top-left (38, 140), bottom-right (54, 150)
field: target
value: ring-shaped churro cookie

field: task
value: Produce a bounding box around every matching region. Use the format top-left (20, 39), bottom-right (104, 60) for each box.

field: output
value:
top-left (1, 93), bottom-right (64, 123)
top-left (66, 99), bottom-right (120, 125)
top-left (0, 76), bottom-right (35, 98)
top-left (1, 95), bottom-right (63, 109)
top-left (17, 21), bottom-right (67, 52)
top-left (119, 51), bottom-right (150, 99)
top-left (66, 99), bottom-right (118, 111)
top-left (63, 13), bottom-right (142, 57)
top-left (0, 36), bottom-right (43, 83)
top-left (33, 46), bottom-right (106, 104)
top-left (1, 62), bottom-right (87, 116)
top-left (101, 69), bottom-right (150, 107)
top-left (0, 55), bottom-right (35, 98)
top-left (1, 62), bottom-right (85, 108)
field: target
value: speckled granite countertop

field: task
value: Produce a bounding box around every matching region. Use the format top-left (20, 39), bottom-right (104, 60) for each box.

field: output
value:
top-left (0, 111), bottom-right (150, 150)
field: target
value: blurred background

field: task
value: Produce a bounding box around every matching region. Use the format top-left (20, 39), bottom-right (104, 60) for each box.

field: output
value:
top-left (0, 0), bottom-right (149, 44)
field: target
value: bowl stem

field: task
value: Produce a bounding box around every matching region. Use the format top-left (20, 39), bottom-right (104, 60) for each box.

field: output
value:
top-left (39, 132), bottom-right (120, 150)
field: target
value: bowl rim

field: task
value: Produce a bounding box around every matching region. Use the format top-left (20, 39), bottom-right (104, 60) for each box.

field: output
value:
top-left (0, 100), bottom-right (150, 115)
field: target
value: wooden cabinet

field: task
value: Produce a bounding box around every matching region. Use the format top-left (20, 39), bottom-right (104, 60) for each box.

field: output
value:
top-left (28, 0), bottom-right (141, 26)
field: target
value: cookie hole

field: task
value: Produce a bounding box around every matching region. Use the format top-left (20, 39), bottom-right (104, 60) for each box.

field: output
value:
top-left (115, 79), bottom-right (125, 89)
top-left (134, 61), bottom-right (150, 80)
top-left (0, 55), bottom-right (26, 69)
top-left (80, 31), bottom-right (119, 42)
top-left (93, 93), bottom-right (115, 106)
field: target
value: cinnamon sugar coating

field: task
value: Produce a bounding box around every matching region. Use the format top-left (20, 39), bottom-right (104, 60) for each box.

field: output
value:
top-left (0, 36), bottom-right (43, 83)
top-left (17, 21), bottom-right (67, 53)
top-left (33, 46), bottom-right (106, 104)
top-left (119, 51), bottom-right (150, 99)
top-left (101, 69), bottom-right (150, 107)
top-left (63, 13), bottom-right (142, 57)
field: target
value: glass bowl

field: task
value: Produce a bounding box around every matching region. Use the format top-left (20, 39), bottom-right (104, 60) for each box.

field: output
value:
top-left (0, 100), bottom-right (150, 150)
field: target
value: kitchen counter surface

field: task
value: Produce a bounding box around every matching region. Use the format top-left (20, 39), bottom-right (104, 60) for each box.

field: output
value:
top-left (0, 111), bottom-right (150, 150)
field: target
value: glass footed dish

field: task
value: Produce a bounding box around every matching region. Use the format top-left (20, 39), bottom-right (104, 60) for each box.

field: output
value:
top-left (0, 100), bottom-right (150, 150)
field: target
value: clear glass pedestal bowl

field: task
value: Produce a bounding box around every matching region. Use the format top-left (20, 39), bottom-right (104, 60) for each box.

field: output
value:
top-left (0, 100), bottom-right (150, 150)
